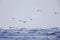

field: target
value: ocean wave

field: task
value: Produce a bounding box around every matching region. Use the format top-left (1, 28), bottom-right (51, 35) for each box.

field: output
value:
top-left (0, 27), bottom-right (60, 40)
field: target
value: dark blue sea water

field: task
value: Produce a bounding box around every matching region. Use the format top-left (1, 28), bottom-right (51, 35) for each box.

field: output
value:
top-left (0, 27), bottom-right (60, 40)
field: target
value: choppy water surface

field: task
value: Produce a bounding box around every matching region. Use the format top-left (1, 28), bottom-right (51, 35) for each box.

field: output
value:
top-left (0, 27), bottom-right (60, 40)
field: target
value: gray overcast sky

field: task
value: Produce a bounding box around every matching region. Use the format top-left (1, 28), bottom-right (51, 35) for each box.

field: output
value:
top-left (0, 0), bottom-right (60, 29)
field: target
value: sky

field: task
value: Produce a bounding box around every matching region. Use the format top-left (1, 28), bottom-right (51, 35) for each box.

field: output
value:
top-left (0, 0), bottom-right (60, 29)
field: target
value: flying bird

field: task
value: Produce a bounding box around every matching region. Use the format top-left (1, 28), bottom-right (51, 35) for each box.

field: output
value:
top-left (37, 9), bottom-right (42, 12)
top-left (19, 20), bottom-right (27, 23)
top-left (23, 21), bottom-right (27, 23)
top-left (37, 9), bottom-right (40, 12)
top-left (27, 17), bottom-right (32, 20)
top-left (11, 17), bottom-right (15, 20)
top-left (54, 12), bottom-right (60, 14)
top-left (18, 17), bottom-right (32, 23)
